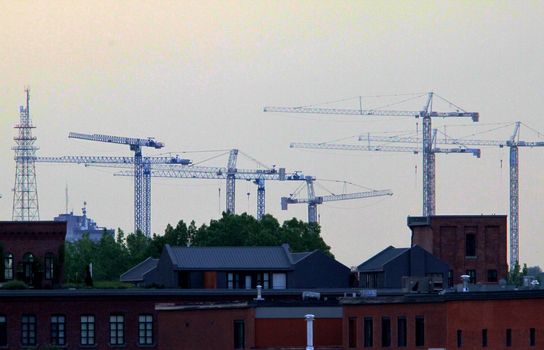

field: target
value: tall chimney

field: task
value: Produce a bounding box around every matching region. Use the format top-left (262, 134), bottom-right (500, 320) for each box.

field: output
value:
top-left (305, 314), bottom-right (315, 350)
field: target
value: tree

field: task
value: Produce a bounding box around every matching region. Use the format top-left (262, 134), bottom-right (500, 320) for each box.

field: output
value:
top-left (508, 261), bottom-right (529, 286)
top-left (63, 213), bottom-right (334, 285)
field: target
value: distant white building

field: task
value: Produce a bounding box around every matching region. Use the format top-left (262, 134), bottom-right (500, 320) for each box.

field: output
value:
top-left (54, 202), bottom-right (114, 242)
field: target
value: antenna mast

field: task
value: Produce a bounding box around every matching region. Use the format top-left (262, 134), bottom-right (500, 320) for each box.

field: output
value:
top-left (12, 87), bottom-right (40, 220)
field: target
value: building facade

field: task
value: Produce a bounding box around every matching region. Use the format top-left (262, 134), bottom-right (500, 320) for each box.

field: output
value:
top-left (408, 215), bottom-right (508, 286)
top-left (357, 245), bottom-right (449, 290)
top-left (0, 221), bottom-right (66, 288)
top-left (124, 244), bottom-right (351, 289)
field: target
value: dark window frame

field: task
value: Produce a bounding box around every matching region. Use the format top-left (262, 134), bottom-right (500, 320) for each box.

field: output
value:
top-left (22, 253), bottom-right (34, 285)
top-left (138, 314), bottom-right (154, 345)
top-left (348, 317), bottom-right (357, 348)
top-left (466, 269), bottom-right (476, 284)
top-left (506, 328), bottom-right (512, 347)
top-left (21, 314), bottom-right (37, 346)
top-left (415, 316), bottom-right (425, 347)
top-left (397, 316), bottom-right (407, 347)
top-left (3, 253), bottom-right (13, 281)
top-left (109, 314), bottom-right (125, 345)
top-left (465, 233), bottom-right (476, 257)
top-left (530, 327), bottom-right (536, 347)
top-left (234, 320), bottom-right (245, 349)
top-left (80, 314), bottom-right (95, 346)
top-left (457, 329), bottom-right (462, 348)
top-left (381, 317), bottom-right (391, 347)
top-left (363, 317), bottom-right (373, 348)
top-left (0, 315), bottom-right (7, 347)
top-left (487, 269), bottom-right (498, 283)
top-left (44, 253), bottom-right (55, 280)
top-left (482, 328), bottom-right (488, 347)
top-left (50, 314), bottom-right (66, 346)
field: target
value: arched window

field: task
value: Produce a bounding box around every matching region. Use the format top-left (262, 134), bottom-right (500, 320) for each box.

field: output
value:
top-left (23, 253), bottom-right (34, 284)
top-left (3, 253), bottom-right (13, 280)
top-left (45, 253), bottom-right (54, 280)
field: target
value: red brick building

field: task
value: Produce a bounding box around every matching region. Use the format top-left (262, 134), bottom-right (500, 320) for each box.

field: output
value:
top-left (157, 301), bottom-right (343, 349)
top-left (408, 215), bottom-right (508, 286)
top-left (0, 221), bottom-right (66, 288)
top-left (343, 290), bottom-right (544, 350)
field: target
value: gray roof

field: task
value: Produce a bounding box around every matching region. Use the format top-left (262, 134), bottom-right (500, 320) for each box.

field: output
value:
top-left (120, 257), bottom-right (158, 282)
top-left (357, 246), bottom-right (409, 272)
top-left (165, 245), bottom-right (295, 270)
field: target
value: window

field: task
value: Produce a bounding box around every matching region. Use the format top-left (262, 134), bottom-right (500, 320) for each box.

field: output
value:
top-left (227, 273), bottom-right (242, 289)
top-left (466, 269), bottom-right (476, 284)
top-left (482, 329), bottom-right (488, 347)
top-left (397, 317), bottom-right (407, 347)
top-left (448, 270), bottom-right (453, 287)
top-left (244, 275), bottom-right (252, 290)
top-left (415, 316), bottom-right (425, 347)
top-left (257, 272), bottom-right (269, 289)
top-left (381, 317), bottom-right (391, 347)
top-left (348, 317), bottom-right (357, 348)
top-left (21, 314), bottom-right (37, 346)
top-left (3, 253), bottom-right (13, 280)
top-left (80, 315), bottom-right (95, 346)
top-left (530, 328), bottom-right (536, 347)
top-left (363, 317), bottom-right (373, 348)
top-left (234, 320), bottom-right (244, 349)
top-left (51, 315), bottom-right (66, 346)
top-left (178, 271), bottom-right (190, 288)
top-left (0, 315), bottom-right (7, 346)
top-left (506, 328), bottom-right (512, 347)
top-left (45, 253), bottom-right (54, 280)
top-left (466, 233), bottom-right (476, 257)
top-left (109, 314), bottom-right (125, 345)
top-left (457, 329), bottom-right (462, 347)
top-left (487, 269), bottom-right (498, 283)
top-left (22, 253), bottom-right (34, 285)
top-left (272, 273), bottom-right (287, 289)
top-left (138, 314), bottom-right (153, 345)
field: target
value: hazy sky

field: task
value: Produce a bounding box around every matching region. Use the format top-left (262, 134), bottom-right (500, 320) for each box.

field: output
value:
top-left (1, 1), bottom-right (543, 268)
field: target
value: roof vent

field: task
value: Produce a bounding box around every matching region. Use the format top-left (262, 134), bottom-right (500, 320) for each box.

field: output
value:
top-left (302, 291), bottom-right (320, 301)
top-left (460, 274), bottom-right (470, 292)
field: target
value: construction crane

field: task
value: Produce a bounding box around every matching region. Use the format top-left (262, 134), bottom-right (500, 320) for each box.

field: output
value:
top-left (91, 148), bottom-right (273, 217)
top-left (114, 165), bottom-right (309, 220)
top-left (264, 92), bottom-right (479, 216)
top-left (281, 177), bottom-right (393, 223)
top-left (359, 122), bottom-right (544, 266)
top-left (34, 155), bottom-right (191, 236)
top-left (290, 132), bottom-right (480, 214)
top-left (52, 132), bottom-right (168, 236)
top-left (226, 149), bottom-right (238, 214)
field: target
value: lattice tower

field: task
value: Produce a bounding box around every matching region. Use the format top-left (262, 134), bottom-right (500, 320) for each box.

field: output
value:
top-left (12, 88), bottom-right (40, 221)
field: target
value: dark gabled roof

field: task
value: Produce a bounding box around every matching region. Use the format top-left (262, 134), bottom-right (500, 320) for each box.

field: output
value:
top-left (291, 251), bottom-right (314, 263)
top-left (165, 245), bottom-right (294, 270)
top-left (357, 246), bottom-right (409, 272)
top-left (120, 257), bottom-right (158, 282)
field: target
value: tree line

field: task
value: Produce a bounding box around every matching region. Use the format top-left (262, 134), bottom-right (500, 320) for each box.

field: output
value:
top-left (64, 213), bottom-right (331, 283)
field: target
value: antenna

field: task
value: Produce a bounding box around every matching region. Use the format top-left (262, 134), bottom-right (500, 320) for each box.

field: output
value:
top-left (12, 87), bottom-right (40, 221)
top-left (65, 183), bottom-right (69, 214)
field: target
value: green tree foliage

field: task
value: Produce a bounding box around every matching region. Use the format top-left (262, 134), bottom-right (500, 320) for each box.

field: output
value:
top-left (64, 213), bottom-right (332, 284)
top-left (508, 261), bottom-right (530, 286)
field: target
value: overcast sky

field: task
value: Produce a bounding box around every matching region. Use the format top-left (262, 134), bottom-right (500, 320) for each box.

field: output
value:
top-left (1, 1), bottom-right (543, 268)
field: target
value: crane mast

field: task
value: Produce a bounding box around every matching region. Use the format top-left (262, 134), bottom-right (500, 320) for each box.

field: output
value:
top-left (68, 132), bottom-right (166, 236)
top-left (359, 121), bottom-right (544, 266)
top-left (265, 92), bottom-right (479, 216)
top-left (34, 155), bottom-right (191, 237)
